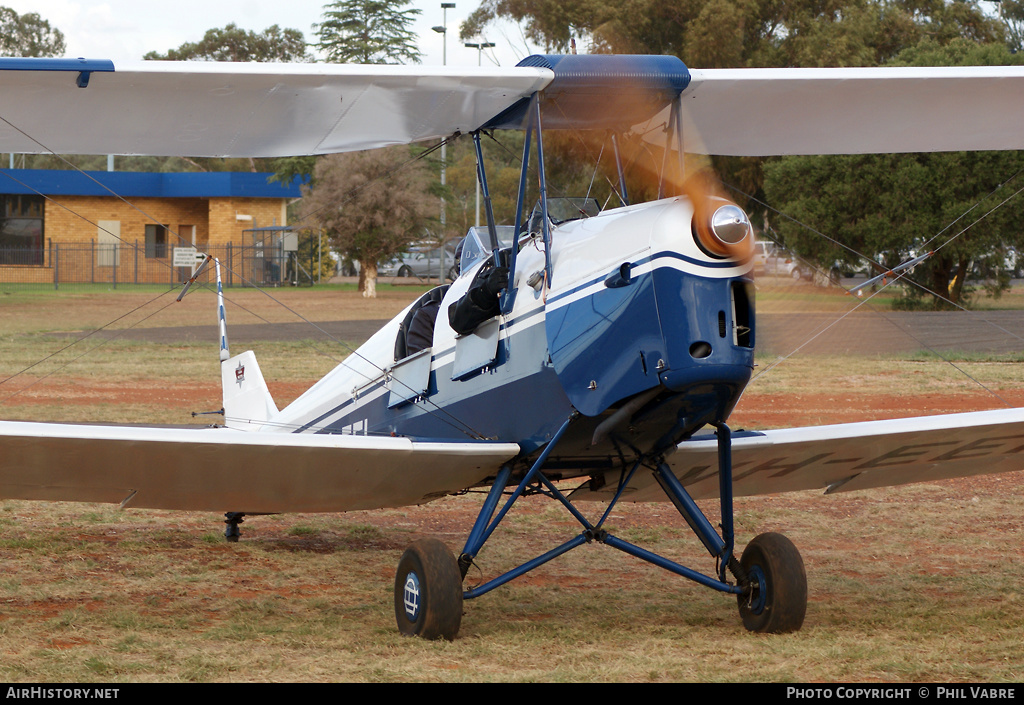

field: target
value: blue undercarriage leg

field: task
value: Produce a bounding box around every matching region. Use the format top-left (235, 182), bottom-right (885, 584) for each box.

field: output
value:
top-left (459, 417), bottom-right (749, 601)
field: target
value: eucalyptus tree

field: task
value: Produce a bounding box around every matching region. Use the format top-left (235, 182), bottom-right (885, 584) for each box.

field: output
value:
top-left (144, 23), bottom-right (313, 62)
top-left (0, 6), bottom-right (65, 57)
top-left (299, 147), bottom-right (436, 297)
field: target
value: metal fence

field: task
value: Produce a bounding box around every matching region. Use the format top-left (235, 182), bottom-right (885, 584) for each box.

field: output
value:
top-left (0, 240), bottom-right (316, 290)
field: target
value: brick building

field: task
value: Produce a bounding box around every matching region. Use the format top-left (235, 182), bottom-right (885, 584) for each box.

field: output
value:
top-left (0, 169), bottom-right (302, 285)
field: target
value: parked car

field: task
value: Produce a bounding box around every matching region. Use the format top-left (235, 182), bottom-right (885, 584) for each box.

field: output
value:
top-left (752, 240), bottom-right (775, 273)
top-left (764, 252), bottom-right (813, 280)
top-left (380, 246), bottom-right (452, 279)
top-left (754, 241), bottom-right (814, 281)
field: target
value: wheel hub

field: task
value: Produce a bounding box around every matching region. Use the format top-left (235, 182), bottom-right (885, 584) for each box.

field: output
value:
top-left (745, 564), bottom-right (767, 615)
top-left (402, 571), bottom-right (421, 622)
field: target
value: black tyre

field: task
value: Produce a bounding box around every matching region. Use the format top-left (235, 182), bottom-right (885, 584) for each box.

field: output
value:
top-left (398, 265), bottom-right (413, 277)
top-left (737, 532), bottom-right (807, 633)
top-left (394, 538), bottom-right (463, 640)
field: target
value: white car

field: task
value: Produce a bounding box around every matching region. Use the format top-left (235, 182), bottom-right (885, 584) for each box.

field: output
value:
top-left (752, 241), bottom-right (774, 272)
top-left (380, 245), bottom-right (456, 280)
top-left (753, 241), bottom-right (814, 281)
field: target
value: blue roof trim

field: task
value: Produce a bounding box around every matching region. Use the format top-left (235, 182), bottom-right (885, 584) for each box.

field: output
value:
top-left (0, 169), bottom-right (303, 199)
top-left (483, 54), bottom-right (691, 131)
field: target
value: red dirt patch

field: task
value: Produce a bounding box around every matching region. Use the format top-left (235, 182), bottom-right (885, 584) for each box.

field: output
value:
top-left (731, 390), bottom-right (1024, 428)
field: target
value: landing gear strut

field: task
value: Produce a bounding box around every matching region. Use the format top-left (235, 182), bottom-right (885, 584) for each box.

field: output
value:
top-left (392, 416), bottom-right (808, 639)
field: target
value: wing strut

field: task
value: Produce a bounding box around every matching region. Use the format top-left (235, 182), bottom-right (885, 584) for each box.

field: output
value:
top-left (472, 132), bottom-right (502, 261)
top-left (533, 96), bottom-right (554, 288)
top-left (610, 133), bottom-right (629, 206)
top-left (503, 102), bottom-right (534, 314)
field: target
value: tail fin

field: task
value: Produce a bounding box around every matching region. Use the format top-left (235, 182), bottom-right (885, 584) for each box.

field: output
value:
top-left (214, 258), bottom-right (278, 430)
top-left (221, 351), bottom-right (279, 430)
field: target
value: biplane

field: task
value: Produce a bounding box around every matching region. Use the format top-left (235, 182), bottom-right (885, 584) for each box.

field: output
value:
top-left (2, 54), bottom-right (1024, 640)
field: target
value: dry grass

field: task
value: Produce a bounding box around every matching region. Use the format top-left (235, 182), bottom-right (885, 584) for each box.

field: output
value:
top-left (0, 286), bottom-right (1023, 682)
top-left (2, 482), bottom-right (1021, 682)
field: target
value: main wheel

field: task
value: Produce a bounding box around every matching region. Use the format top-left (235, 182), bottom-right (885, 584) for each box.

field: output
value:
top-left (394, 538), bottom-right (463, 640)
top-left (398, 265), bottom-right (413, 277)
top-left (736, 532), bottom-right (807, 633)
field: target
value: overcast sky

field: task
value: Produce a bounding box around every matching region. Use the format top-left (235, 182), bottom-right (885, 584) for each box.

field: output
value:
top-left (3, 0), bottom-right (539, 67)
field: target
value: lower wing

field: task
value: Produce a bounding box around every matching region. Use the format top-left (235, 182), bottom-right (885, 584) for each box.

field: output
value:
top-left (0, 421), bottom-right (519, 513)
top-left (574, 407), bottom-right (1024, 501)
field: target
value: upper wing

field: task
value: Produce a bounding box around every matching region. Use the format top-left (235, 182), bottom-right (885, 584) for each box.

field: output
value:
top-left (572, 407), bottom-right (1024, 502)
top-left (0, 59), bottom-right (552, 157)
top-left (679, 66), bottom-right (1024, 156)
top-left (0, 420), bottom-right (519, 513)
top-left (6, 58), bottom-right (1024, 159)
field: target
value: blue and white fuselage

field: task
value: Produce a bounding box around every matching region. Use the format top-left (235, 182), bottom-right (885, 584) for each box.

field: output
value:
top-left (234, 195), bottom-right (755, 484)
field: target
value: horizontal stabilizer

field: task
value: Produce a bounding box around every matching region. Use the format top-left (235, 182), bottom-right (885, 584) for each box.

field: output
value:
top-left (0, 421), bottom-right (520, 513)
top-left (572, 407), bottom-right (1024, 502)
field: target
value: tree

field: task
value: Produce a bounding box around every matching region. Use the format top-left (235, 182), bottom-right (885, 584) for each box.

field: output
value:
top-left (0, 6), bottom-right (65, 57)
top-left (144, 23), bottom-right (313, 62)
top-left (461, 0), bottom-right (1002, 68)
top-left (299, 147), bottom-right (435, 297)
top-left (763, 39), bottom-right (1024, 309)
top-left (999, 0), bottom-right (1024, 53)
top-left (315, 0), bottom-right (422, 64)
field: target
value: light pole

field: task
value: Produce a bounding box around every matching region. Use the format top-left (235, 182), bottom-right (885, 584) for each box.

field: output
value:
top-left (464, 41), bottom-right (495, 62)
top-left (465, 41), bottom-right (495, 226)
top-left (432, 3), bottom-right (455, 274)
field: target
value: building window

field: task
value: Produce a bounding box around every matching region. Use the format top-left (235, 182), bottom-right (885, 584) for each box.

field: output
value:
top-left (145, 224), bottom-right (168, 258)
top-left (0, 194), bottom-right (44, 265)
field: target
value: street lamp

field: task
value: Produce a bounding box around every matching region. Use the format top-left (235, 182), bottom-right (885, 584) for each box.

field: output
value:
top-left (432, 3), bottom-right (455, 272)
top-left (464, 41), bottom-right (495, 65)
top-left (465, 41), bottom-right (495, 226)
top-left (431, 2), bottom-right (455, 63)
top-left (431, 24), bottom-right (448, 63)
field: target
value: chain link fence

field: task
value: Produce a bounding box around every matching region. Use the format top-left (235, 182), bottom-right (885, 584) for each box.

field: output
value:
top-left (0, 238), bottom-right (319, 291)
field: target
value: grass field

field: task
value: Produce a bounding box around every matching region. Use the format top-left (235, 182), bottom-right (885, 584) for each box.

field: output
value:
top-left (0, 283), bottom-right (1022, 683)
